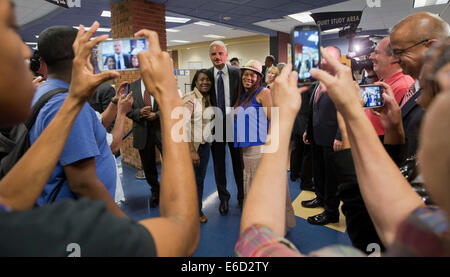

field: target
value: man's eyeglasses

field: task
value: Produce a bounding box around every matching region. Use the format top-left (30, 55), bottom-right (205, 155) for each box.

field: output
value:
top-left (391, 39), bottom-right (429, 57)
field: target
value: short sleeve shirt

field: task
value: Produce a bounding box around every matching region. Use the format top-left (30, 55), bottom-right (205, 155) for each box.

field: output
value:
top-left (0, 199), bottom-right (156, 256)
top-left (29, 79), bottom-right (116, 205)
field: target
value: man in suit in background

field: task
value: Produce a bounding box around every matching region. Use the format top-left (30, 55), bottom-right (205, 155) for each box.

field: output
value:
top-left (302, 46), bottom-right (343, 225)
top-left (262, 55), bottom-right (275, 83)
top-left (207, 41), bottom-right (244, 215)
top-left (111, 40), bottom-right (131, 70)
top-left (127, 79), bottom-right (162, 208)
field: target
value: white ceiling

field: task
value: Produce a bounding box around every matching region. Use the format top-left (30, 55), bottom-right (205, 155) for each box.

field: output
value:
top-left (14, 0), bottom-right (59, 26)
top-left (254, 0), bottom-right (450, 34)
top-left (167, 22), bottom-right (260, 47)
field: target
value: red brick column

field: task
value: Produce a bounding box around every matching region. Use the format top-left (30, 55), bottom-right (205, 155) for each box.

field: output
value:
top-left (110, 0), bottom-right (166, 169)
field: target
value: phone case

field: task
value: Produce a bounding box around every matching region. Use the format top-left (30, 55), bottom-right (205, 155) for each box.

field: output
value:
top-left (291, 24), bottom-right (321, 86)
top-left (97, 37), bottom-right (148, 72)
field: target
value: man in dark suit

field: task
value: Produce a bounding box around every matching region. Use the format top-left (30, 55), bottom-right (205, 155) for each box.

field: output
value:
top-left (207, 41), bottom-right (244, 215)
top-left (389, 12), bottom-right (449, 157)
top-left (302, 46), bottom-right (343, 225)
top-left (262, 55), bottom-right (275, 83)
top-left (111, 40), bottom-right (131, 70)
top-left (127, 79), bottom-right (162, 208)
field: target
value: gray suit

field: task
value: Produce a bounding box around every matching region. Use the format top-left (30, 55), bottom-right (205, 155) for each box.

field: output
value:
top-left (126, 79), bottom-right (162, 193)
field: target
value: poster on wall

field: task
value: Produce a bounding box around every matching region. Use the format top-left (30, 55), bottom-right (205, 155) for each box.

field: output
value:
top-left (287, 43), bottom-right (292, 65)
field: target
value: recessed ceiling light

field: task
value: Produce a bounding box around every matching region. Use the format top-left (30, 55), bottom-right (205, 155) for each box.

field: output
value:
top-left (25, 42), bottom-right (37, 45)
top-left (204, 34), bottom-right (225, 39)
top-left (223, 16), bottom-right (231, 21)
top-left (73, 26), bottom-right (111, 32)
top-left (413, 0), bottom-right (448, 8)
top-left (321, 28), bottom-right (340, 34)
top-left (288, 12), bottom-right (315, 23)
top-left (101, 10), bottom-right (111, 17)
top-left (35, 35), bottom-right (39, 38)
top-left (166, 16), bottom-right (191, 23)
top-left (170, 40), bottom-right (191, 44)
top-left (194, 21), bottom-right (215, 27)
top-left (166, 28), bottom-right (181, 33)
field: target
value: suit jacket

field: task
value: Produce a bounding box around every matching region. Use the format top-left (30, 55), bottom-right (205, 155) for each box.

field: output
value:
top-left (292, 85), bottom-right (314, 137)
top-left (306, 84), bottom-right (340, 147)
top-left (207, 64), bottom-right (241, 111)
top-left (401, 90), bottom-right (424, 157)
top-left (126, 79), bottom-right (161, 150)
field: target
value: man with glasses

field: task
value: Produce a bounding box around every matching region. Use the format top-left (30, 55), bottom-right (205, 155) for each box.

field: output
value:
top-left (390, 12), bottom-right (450, 156)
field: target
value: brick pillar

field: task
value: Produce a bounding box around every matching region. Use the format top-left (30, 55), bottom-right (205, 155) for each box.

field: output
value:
top-left (111, 0), bottom-right (166, 169)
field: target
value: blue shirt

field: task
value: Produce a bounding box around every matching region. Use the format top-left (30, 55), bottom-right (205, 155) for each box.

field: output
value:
top-left (30, 78), bottom-right (116, 205)
top-left (234, 87), bottom-right (269, 148)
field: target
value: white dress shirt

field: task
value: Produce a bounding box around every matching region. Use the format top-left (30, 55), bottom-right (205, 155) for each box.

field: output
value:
top-left (115, 53), bottom-right (126, 70)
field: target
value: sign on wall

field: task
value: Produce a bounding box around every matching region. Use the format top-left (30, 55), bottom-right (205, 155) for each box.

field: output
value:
top-left (310, 11), bottom-right (363, 31)
top-left (44, 0), bottom-right (81, 8)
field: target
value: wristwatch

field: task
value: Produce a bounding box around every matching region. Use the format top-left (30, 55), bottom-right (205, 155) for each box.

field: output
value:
top-left (111, 98), bottom-right (118, 105)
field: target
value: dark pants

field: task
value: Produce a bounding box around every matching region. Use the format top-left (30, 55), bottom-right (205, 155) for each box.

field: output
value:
top-left (312, 144), bottom-right (339, 215)
top-left (211, 141), bottom-right (244, 202)
top-left (331, 150), bottom-right (385, 253)
top-left (138, 129), bottom-right (162, 195)
top-left (194, 143), bottom-right (210, 216)
top-left (290, 134), bottom-right (302, 178)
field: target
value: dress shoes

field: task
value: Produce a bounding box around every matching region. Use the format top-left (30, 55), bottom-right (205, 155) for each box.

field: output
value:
top-left (150, 193), bottom-right (159, 208)
top-left (307, 211), bottom-right (339, 225)
top-left (301, 197), bottom-right (323, 208)
top-left (200, 215), bottom-right (208, 223)
top-left (219, 201), bottom-right (229, 216)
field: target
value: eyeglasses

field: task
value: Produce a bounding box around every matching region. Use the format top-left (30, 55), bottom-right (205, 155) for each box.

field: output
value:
top-left (392, 39), bottom-right (429, 57)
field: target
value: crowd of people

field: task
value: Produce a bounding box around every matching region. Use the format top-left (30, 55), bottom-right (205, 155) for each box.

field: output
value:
top-left (0, 0), bottom-right (449, 257)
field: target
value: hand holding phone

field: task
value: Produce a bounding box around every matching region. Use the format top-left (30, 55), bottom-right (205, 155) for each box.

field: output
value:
top-left (360, 85), bottom-right (384, 108)
top-left (291, 24), bottom-right (321, 85)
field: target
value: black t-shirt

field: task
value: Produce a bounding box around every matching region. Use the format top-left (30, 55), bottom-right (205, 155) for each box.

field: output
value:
top-left (0, 198), bottom-right (157, 257)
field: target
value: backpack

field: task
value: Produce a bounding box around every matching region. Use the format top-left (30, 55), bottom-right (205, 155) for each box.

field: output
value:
top-left (0, 88), bottom-right (68, 202)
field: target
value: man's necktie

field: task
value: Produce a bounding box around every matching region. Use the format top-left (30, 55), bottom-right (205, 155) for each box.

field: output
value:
top-left (143, 90), bottom-right (152, 111)
top-left (217, 71), bottom-right (225, 114)
top-left (117, 55), bottom-right (122, 69)
top-left (400, 83), bottom-right (416, 108)
top-left (314, 86), bottom-right (322, 103)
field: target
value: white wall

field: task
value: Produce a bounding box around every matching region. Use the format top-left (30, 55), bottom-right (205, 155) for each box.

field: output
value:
top-left (177, 39), bottom-right (269, 70)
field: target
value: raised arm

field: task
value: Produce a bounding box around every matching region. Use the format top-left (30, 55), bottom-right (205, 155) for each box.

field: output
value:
top-left (135, 30), bottom-right (199, 257)
top-left (0, 22), bottom-right (119, 210)
top-left (310, 47), bottom-right (424, 247)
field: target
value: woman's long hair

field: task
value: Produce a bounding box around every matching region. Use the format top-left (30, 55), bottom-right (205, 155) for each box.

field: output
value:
top-left (233, 70), bottom-right (263, 108)
top-left (191, 69), bottom-right (213, 107)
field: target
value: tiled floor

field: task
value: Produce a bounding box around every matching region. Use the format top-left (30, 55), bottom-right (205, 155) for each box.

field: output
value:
top-left (118, 148), bottom-right (352, 257)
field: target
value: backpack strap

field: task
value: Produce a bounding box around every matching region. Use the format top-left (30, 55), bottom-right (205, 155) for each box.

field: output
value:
top-left (25, 88), bottom-right (69, 130)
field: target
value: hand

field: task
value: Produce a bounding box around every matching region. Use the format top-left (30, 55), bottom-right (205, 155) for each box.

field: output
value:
top-left (135, 30), bottom-right (179, 104)
top-left (32, 76), bottom-right (45, 90)
top-left (303, 131), bottom-right (310, 145)
top-left (118, 93), bottom-right (133, 115)
top-left (140, 106), bottom-right (152, 118)
top-left (333, 139), bottom-right (342, 152)
top-left (146, 112), bottom-right (157, 121)
top-left (113, 82), bottom-right (129, 104)
top-left (370, 82), bottom-right (402, 130)
top-left (69, 22), bottom-right (119, 103)
top-left (310, 47), bottom-right (362, 118)
top-left (270, 63), bottom-right (309, 121)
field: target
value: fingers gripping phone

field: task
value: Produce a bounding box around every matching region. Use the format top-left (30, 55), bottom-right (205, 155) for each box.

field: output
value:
top-left (360, 85), bottom-right (385, 108)
top-left (291, 24), bottom-right (321, 85)
top-left (97, 38), bottom-right (148, 72)
top-left (123, 83), bottom-right (130, 96)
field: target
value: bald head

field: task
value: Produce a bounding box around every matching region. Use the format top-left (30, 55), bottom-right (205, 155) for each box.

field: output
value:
top-left (321, 46), bottom-right (342, 75)
top-left (391, 12), bottom-right (450, 43)
top-left (390, 12), bottom-right (450, 78)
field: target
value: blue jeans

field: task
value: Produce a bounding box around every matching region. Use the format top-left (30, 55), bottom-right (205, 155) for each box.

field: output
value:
top-left (195, 143), bottom-right (210, 216)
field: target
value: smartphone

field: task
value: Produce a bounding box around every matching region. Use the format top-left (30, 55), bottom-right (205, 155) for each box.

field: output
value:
top-left (123, 83), bottom-right (130, 96)
top-left (97, 37), bottom-right (148, 72)
top-left (291, 25), bottom-right (321, 85)
top-left (360, 85), bottom-right (384, 108)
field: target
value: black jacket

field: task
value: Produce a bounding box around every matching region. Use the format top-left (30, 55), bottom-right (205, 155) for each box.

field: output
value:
top-left (401, 90), bottom-right (424, 157)
top-left (207, 64), bottom-right (241, 109)
top-left (126, 79), bottom-right (161, 150)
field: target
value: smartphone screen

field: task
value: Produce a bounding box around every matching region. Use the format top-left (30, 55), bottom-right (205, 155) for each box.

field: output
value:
top-left (292, 25), bottom-right (321, 85)
top-left (97, 38), bottom-right (148, 72)
top-left (360, 85), bottom-right (384, 108)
